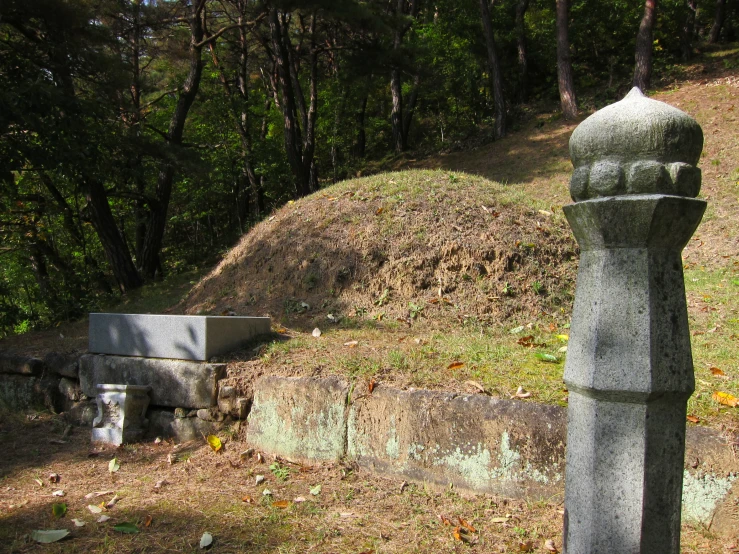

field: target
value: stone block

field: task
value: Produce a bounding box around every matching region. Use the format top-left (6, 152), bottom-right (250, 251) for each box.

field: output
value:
top-left (88, 313), bottom-right (271, 361)
top-left (59, 377), bottom-right (84, 402)
top-left (0, 374), bottom-right (64, 412)
top-left (147, 408), bottom-right (225, 443)
top-left (43, 352), bottom-right (79, 378)
top-left (348, 386), bottom-right (566, 499)
top-left (79, 354), bottom-right (225, 409)
top-left (0, 354), bottom-right (44, 376)
top-left (246, 376), bottom-right (349, 464)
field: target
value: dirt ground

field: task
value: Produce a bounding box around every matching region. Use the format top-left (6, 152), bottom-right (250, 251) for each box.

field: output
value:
top-left (0, 412), bottom-right (732, 554)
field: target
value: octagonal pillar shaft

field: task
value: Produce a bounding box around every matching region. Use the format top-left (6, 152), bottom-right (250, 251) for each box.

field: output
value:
top-left (562, 195), bottom-right (705, 554)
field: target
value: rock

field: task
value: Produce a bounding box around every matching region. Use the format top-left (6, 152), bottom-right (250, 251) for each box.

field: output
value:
top-left (0, 354), bottom-right (44, 376)
top-left (196, 408), bottom-right (225, 422)
top-left (43, 352), bottom-right (80, 378)
top-left (174, 408), bottom-right (188, 419)
top-left (79, 354), bottom-right (225, 409)
top-left (246, 376), bottom-right (349, 464)
top-left (65, 400), bottom-right (97, 426)
top-left (235, 397), bottom-right (250, 420)
top-left (217, 385), bottom-right (236, 415)
top-left (147, 408), bottom-right (224, 442)
top-left (0, 374), bottom-right (63, 412)
top-left (58, 378), bottom-right (83, 402)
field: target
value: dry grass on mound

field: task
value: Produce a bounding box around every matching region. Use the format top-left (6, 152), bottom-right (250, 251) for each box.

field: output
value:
top-left (181, 170), bottom-right (578, 330)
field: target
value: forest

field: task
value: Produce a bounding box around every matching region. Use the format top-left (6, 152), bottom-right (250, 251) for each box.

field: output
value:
top-left (1, 0), bottom-right (737, 337)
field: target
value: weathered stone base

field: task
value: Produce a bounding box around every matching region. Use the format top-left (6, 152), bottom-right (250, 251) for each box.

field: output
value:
top-left (0, 374), bottom-right (64, 412)
top-left (79, 354), bottom-right (225, 409)
top-left (147, 409), bottom-right (226, 442)
top-left (245, 375), bottom-right (738, 531)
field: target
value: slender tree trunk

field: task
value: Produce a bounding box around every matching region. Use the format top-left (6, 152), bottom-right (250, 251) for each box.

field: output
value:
top-left (353, 92), bottom-right (368, 159)
top-left (709, 0), bottom-right (727, 43)
top-left (303, 13), bottom-right (318, 192)
top-left (681, 0), bottom-right (698, 61)
top-left (269, 8), bottom-right (310, 196)
top-left (402, 71), bottom-right (420, 145)
top-left (515, 0), bottom-right (530, 102)
top-left (633, 0), bottom-right (658, 92)
top-left (556, 0), bottom-right (578, 119)
top-left (390, 67), bottom-right (405, 153)
top-left (479, 0), bottom-right (507, 138)
top-left (85, 178), bottom-right (143, 293)
top-left (140, 1), bottom-right (206, 279)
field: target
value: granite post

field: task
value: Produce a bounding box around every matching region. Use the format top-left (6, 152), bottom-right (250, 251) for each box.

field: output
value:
top-left (562, 88), bottom-right (706, 554)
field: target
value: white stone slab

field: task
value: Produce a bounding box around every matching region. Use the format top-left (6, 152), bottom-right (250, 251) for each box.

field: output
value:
top-left (88, 314), bottom-right (271, 361)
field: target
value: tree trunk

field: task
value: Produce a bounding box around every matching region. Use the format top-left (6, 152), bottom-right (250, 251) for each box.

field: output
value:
top-left (709, 0), bottom-right (727, 43)
top-left (353, 92), bottom-right (368, 159)
top-left (402, 72), bottom-right (420, 146)
top-left (479, 0), bottom-right (507, 138)
top-left (85, 178), bottom-right (143, 293)
top-left (633, 0), bottom-right (658, 92)
top-left (515, 0), bottom-right (530, 102)
top-left (269, 7), bottom-right (311, 196)
top-left (681, 0), bottom-right (698, 61)
top-left (390, 67), bottom-right (405, 153)
top-left (139, 1), bottom-right (206, 279)
top-left (556, 0), bottom-right (578, 119)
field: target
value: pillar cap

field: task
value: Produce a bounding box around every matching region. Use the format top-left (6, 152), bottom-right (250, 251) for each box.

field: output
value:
top-left (569, 88), bottom-right (703, 202)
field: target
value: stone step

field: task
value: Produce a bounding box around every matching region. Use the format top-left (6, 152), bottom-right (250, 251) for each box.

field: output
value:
top-left (79, 354), bottom-right (225, 409)
top-left (88, 313), bottom-right (271, 361)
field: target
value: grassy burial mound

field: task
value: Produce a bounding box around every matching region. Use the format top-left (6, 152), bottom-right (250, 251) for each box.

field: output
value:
top-left (182, 170), bottom-right (578, 329)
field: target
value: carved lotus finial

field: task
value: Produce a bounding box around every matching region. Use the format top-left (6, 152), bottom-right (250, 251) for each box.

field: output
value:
top-left (569, 87), bottom-right (704, 202)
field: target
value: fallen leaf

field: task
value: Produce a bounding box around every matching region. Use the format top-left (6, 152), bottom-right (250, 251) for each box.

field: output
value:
top-left (518, 335), bottom-right (535, 347)
top-left (200, 532), bottom-right (214, 549)
top-left (453, 527), bottom-right (462, 541)
top-left (556, 334), bottom-right (569, 342)
top-left (376, 207), bottom-right (384, 215)
top-left (48, 473), bottom-right (60, 484)
top-left (490, 517), bottom-right (510, 523)
top-left (52, 503), bottom-right (67, 518)
top-left (108, 458), bottom-right (120, 473)
top-left (72, 519), bottom-right (85, 527)
top-left (687, 415), bottom-right (700, 423)
top-left (242, 495), bottom-right (254, 503)
top-left (458, 517), bottom-right (476, 533)
top-left (548, 322), bottom-right (557, 332)
top-left (206, 435), bottom-right (222, 453)
top-left (262, 489), bottom-right (272, 496)
top-left (294, 496), bottom-right (307, 503)
top-left (85, 490), bottom-right (114, 499)
top-left (310, 484), bottom-right (322, 496)
top-left (344, 340), bottom-right (358, 347)
top-left (447, 361), bottom-right (464, 370)
top-left (34, 478), bottom-right (43, 487)
top-left (535, 352), bottom-right (559, 363)
top-left (31, 530), bottom-right (69, 544)
top-left (52, 490), bottom-right (65, 497)
top-left (710, 367), bottom-right (726, 376)
top-left (519, 541), bottom-right (535, 552)
top-left (713, 391), bottom-right (739, 407)
top-left (97, 515), bottom-right (111, 523)
top-left (312, 327), bottom-right (322, 337)
top-left (464, 380), bottom-right (486, 394)
top-left (368, 379), bottom-right (376, 393)
top-left (153, 480), bottom-right (167, 490)
top-left (272, 500), bottom-right (291, 509)
top-left (544, 539), bottom-right (559, 553)
top-left (144, 515), bottom-right (153, 528)
top-left (105, 495), bottom-right (120, 509)
top-left (255, 475), bottom-right (265, 485)
top-left (513, 386), bottom-right (532, 399)
top-left (275, 326), bottom-right (287, 334)
top-left (87, 505), bottom-right (103, 514)
top-left (438, 514), bottom-right (452, 526)
top-left (113, 522), bottom-right (139, 534)
top-left (510, 325), bottom-right (525, 334)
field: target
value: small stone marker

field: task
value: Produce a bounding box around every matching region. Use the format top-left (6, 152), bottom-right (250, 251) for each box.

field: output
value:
top-left (562, 88), bottom-right (705, 553)
top-left (92, 384), bottom-right (151, 445)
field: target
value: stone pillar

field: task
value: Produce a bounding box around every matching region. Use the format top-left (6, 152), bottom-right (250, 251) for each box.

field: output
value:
top-left (92, 384), bottom-right (151, 445)
top-left (562, 88), bottom-right (705, 554)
